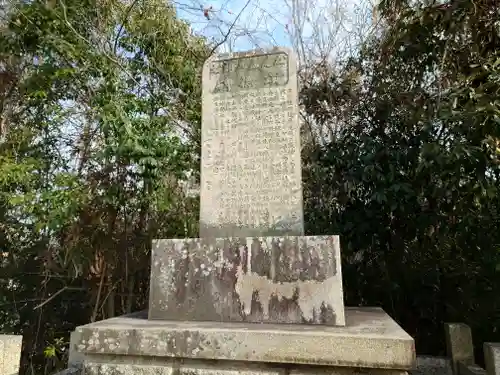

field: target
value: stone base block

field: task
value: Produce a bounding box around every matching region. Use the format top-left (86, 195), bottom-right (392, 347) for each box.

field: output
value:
top-left (70, 307), bottom-right (415, 370)
top-left (83, 360), bottom-right (284, 375)
top-left (81, 360), bottom-right (410, 375)
top-left (149, 235), bottom-right (345, 326)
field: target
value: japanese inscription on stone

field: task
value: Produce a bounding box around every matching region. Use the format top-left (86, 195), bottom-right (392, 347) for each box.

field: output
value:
top-left (200, 48), bottom-right (304, 238)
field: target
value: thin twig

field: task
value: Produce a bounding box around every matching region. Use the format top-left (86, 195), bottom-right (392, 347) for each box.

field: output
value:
top-left (33, 286), bottom-right (86, 310)
top-left (209, 0), bottom-right (252, 56)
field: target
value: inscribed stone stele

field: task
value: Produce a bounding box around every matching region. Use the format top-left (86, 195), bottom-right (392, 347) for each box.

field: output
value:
top-left (199, 48), bottom-right (303, 238)
top-left (148, 48), bottom-right (346, 327)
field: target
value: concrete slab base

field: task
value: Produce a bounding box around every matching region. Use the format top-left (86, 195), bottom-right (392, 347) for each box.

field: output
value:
top-left (69, 307), bottom-right (415, 371)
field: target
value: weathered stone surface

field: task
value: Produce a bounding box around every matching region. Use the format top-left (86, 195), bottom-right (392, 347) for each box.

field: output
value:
top-left (83, 361), bottom-right (285, 375)
top-left (410, 357), bottom-right (452, 375)
top-left (200, 47), bottom-right (303, 238)
top-left (0, 335), bottom-right (22, 375)
top-left (484, 343), bottom-right (500, 375)
top-left (49, 357), bottom-right (453, 375)
top-left (148, 235), bottom-right (345, 326)
top-left (53, 368), bottom-right (82, 375)
top-left (290, 369), bottom-right (408, 375)
top-left (83, 363), bottom-right (171, 375)
top-left (69, 331), bottom-right (85, 368)
top-left (457, 363), bottom-right (487, 375)
top-left (71, 307), bottom-right (415, 369)
top-left (444, 323), bottom-right (474, 375)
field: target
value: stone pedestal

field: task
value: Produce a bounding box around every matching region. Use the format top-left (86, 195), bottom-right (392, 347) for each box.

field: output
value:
top-left (64, 235), bottom-right (416, 375)
top-left (68, 307), bottom-right (415, 375)
top-left (149, 235), bottom-right (345, 326)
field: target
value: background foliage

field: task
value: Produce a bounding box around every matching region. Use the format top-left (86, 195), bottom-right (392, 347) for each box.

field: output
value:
top-left (0, 0), bottom-right (499, 374)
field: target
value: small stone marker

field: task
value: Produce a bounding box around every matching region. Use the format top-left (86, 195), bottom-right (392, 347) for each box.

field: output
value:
top-left (199, 48), bottom-right (303, 238)
top-left (484, 343), bottom-right (500, 375)
top-left (0, 335), bottom-right (22, 375)
top-left (445, 323), bottom-right (475, 375)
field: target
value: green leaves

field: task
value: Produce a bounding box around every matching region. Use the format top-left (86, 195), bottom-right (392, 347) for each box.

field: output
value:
top-left (43, 345), bottom-right (57, 358)
top-left (0, 157), bottom-right (39, 189)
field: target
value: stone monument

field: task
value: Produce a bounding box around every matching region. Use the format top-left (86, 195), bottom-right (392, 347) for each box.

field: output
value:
top-left (61, 47), bottom-right (415, 375)
top-left (149, 48), bottom-right (345, 326)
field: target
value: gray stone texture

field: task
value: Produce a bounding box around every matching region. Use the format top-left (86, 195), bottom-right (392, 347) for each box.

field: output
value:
top-left (53, 368), bottom-right (82, 375)
top-left (445, 323), bottom-right (474, 375)
top-left (291, 370), bottom-right (408, 375)
top-left (148, 235), bottom-right (345, 326)
top-left (457, 363), bottom-right (487, 375)
top-left (484, 343), bottom-right (500, 375)
top-left (69, 330), bottom-right (85, 367)
top-left (410, 357), bottom-right (452, 375)
top-left (70, 307), bottom-right (415, 369)
top-left (32, 353), bottom-right (463, 375)
top-left (0, 335), bottom-right (22, 375)
top-left (200, 47), bottom-right (303, 238)
top-left (82, 361), bottom-right (285, 375)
